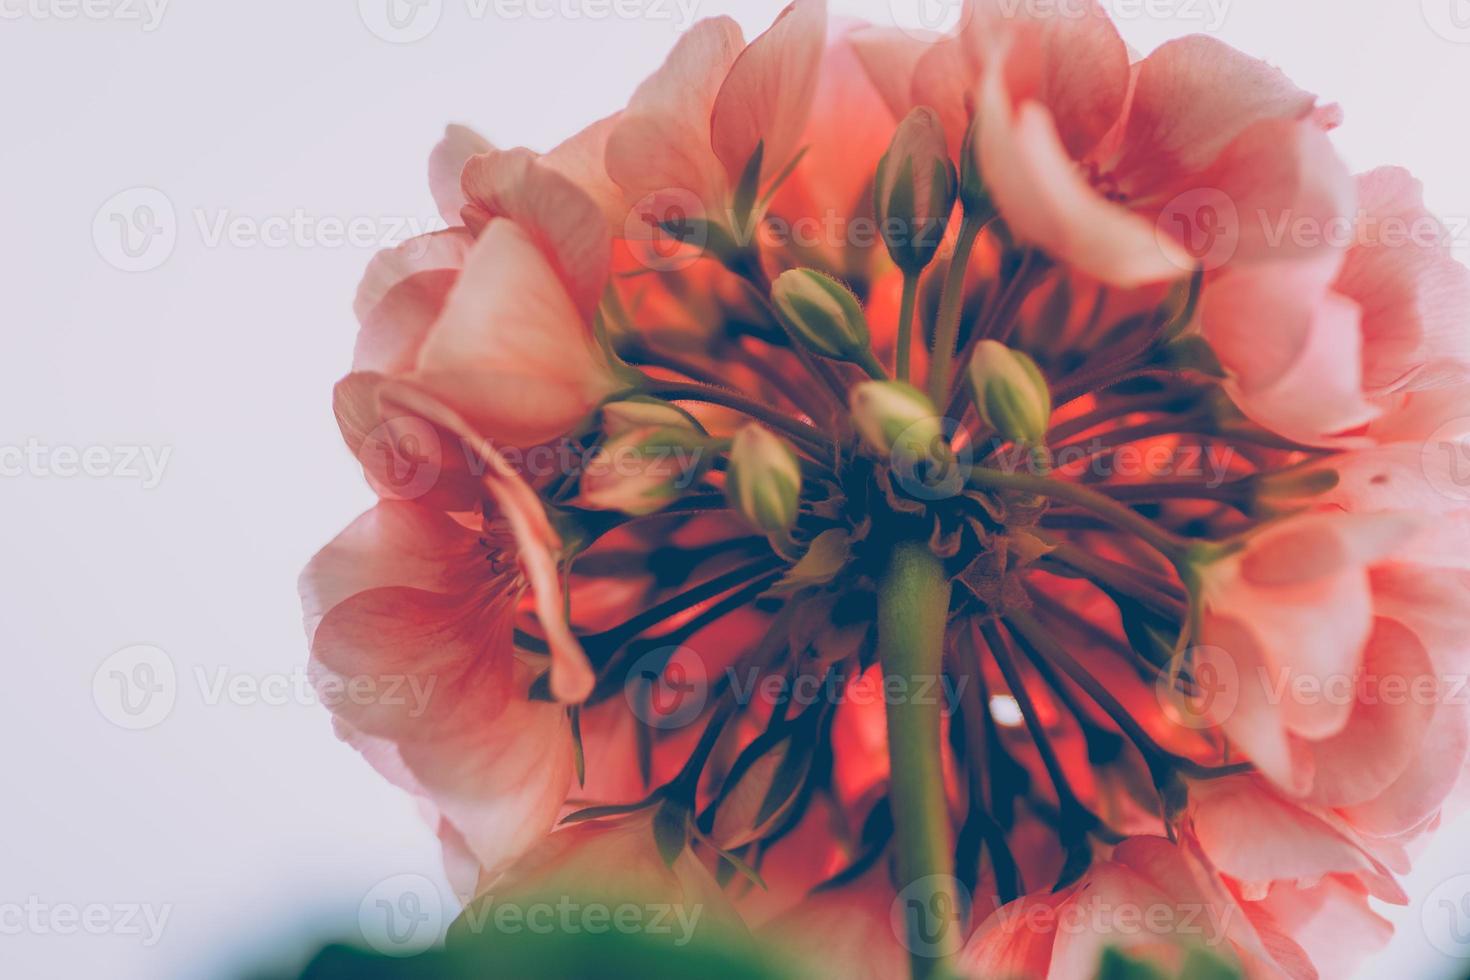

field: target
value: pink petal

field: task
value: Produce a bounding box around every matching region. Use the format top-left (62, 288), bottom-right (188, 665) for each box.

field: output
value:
top-left (1113, 36), bottom-right (1320, 194)
top-left (1337, 166), bottom-right (1470, 393)
top-left (352, 228), bottom-right (473, 374)
top-left (959, 891), bottom-right (1064, 979)
top-left (1300, 618), bottom-right (1436, 809)
top-left (606, 17), bottom-right (743, 218)
top-left (1252, 878), bottom-right (1393, 980)
top-left (1201, 265), bottom-right (1379, 444)
top-left (412, 219), bottom-right (619, 449)
top-left (978, 69), bottom-right (1192, 287)
top-left (1191, 776), bottom-right (1400, 900)
top-left (1181, 117), bottom-right (1355, 271)
top-left (384, 382), bottom-right (595, 703)
top-left (710, 0), bottom-right (827, 191)
top-left (299, 500), bottom-right (482, 643)
top-left (460, 147), bottom-right (612, 318)
top-left (428, 124), bottom-right (493, 226)
top-left (847, 24), bottom-right (931, 123)
top-left (542, 112), bottom-right (627, 228)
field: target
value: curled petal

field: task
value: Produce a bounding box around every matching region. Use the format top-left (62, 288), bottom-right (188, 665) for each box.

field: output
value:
top-left (413, 219), bottom-right (619, 448)
top-left (460, 147), bottom-right (612, 318)
top-left (979, 66), bottom-right (1192, 287)
top-left (429, 124), bottom-right (493, 226)
top-left (352, 228), bottom-right (473, 375)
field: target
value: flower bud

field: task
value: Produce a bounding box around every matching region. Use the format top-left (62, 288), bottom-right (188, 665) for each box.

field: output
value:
top-left (726, 424), bottom-right (802, 536)
top-left (850, 381), bottom-right (949, 464)
top-left (771, 268), bottom-right (872, 362)
top-left (580, 426), bottom-right (710, 517)
top-left (958, 114), bottom-right (993, 217)
top-left (875, 107), bottom-right (957, 276)
top-left (967, 341), bottom-right (1052, 447)
top-left (601, 397), bottom-right (703, 438)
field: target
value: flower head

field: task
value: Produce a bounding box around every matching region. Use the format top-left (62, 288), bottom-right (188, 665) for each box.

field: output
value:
top-left (305, 4), bottom-right (1470, 977)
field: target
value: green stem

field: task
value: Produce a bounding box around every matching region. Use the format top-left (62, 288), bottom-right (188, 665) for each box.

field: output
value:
top-left (643, 381), bottom-right (829, 455)
top-left (896, 272), bottom-right (919, 384)
top-left (968, 466), bottom-right (1191, 563)
top-left (927, 215), bottom-right (985, 406)
top-left (877, 539), bottom-right (958, 979)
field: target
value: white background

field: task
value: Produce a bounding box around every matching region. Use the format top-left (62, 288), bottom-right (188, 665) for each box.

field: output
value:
top-left (2, 0), bottom-right (1469, 977)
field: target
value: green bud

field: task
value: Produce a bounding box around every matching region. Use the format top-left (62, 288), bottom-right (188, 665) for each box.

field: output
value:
top-left (967, 340), bottom-right (1052, 446)
top-left (875, 106), bottom-right (957, 276)
top-left (849, 381), bottom-right (949, 464)
top-left (726, 424), bottom-right (802, 536)
top-left (771, 268), bottom-right (872, 362)
top-left (601, 397), bottom-right (703, 438)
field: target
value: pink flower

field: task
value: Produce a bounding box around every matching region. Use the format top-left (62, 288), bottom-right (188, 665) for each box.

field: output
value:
top-left (1201, 167), bottom-right (1470, 444)
top-left (305, 4), bottom-right (1470, 977)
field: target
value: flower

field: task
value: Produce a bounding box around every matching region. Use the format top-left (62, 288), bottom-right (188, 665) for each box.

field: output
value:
top-left (304, 3), bottom-right (1470, 978)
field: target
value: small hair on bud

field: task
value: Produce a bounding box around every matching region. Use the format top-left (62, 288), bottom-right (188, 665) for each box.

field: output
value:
top-left (771, 268), bottom-right (873, 362)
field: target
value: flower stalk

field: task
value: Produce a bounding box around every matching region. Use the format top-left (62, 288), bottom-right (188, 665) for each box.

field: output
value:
top-left (877, 538), bottom-right (958, 979)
